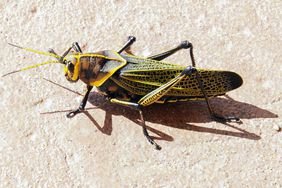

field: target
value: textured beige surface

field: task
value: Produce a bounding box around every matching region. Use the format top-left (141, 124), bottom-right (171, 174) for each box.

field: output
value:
top-left (0, 0), bottom-right (281, 187)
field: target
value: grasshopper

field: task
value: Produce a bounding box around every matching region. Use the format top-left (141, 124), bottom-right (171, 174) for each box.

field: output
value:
top-left (4, 36), bottom-right (243, 150)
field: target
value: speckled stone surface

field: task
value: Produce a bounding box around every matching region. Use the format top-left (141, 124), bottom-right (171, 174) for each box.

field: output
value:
top-left (0, 1), bottom-right (281, 187)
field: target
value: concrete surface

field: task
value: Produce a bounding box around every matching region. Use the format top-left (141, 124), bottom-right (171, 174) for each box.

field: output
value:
top-left (0, 0), bottom-right (281, 187)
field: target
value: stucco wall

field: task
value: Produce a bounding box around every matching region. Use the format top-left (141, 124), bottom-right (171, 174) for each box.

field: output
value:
top-left (0, 1), bottom-right (281, 187)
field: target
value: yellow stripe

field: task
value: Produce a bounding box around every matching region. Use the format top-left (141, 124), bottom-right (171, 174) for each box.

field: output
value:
top-left (70, 55), bottom-right (80, 81)
top-left (167, 99), bottom-right (177, 103)
top-left (120, 75), bottom-right (187, 90)
top-left (71, 53), bottom-right (122, 62)
top-left (138, 75), bottom-right (184, 106)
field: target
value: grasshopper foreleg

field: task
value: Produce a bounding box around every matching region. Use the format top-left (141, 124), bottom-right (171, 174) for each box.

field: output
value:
top-left (48, 42), bottom-right (82, 60)
top-left (72, 42), bottom-right (82, 53)
top-left (66, 85), bottom-right (93, 118)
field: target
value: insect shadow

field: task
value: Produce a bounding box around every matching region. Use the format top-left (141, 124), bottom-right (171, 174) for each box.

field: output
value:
top-left (42, 79), bottom-right (278, 142)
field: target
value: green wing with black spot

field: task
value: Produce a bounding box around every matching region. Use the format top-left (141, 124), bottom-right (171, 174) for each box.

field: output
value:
top-left (111, 54), bottom-right (243, 98)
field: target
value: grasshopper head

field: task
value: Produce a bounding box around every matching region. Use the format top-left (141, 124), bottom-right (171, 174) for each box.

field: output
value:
top-left (63, 56), bottom-right (80, 82)
top-left (54, 47), bottom-right (80, 83)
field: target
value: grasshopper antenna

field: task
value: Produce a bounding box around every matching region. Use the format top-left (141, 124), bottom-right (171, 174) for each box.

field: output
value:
top-left (8, 43), bottom-right (61, 59)
top-left (3, 43), bottom-right (74, 77)
top-left (2, 60), bottom-right (59, 77)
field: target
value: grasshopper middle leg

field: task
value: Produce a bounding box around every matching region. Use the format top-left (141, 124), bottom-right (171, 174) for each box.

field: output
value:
top-left (148, 40), bottom-right (196, 67)
top-left (110, 98), bottom-right (162, 150)
top-left (118, 36), bottom-right (136, 54)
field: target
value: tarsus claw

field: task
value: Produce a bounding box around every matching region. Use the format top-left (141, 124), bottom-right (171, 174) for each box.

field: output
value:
top-left (66, 109), bottom-right (82, 118)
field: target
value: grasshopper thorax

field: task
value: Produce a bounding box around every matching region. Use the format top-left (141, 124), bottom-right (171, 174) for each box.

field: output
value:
top-left (64, 53), bottom-right (108, 85)
top-left (64, 51), bottom-right (127, 87)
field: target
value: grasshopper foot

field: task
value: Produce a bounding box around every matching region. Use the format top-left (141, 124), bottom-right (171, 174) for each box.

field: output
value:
top-left (66, 109), bottom-right (83, 118)
top-left (128, 36), bottom-right (136, 42)
top-left (143, 127), bottom-right (162, 150)
top-left (180, 40), bottom-right (192, 49)
top-left (146, 136), bottom-right (162, 150)
top-left (211, 113), bottom-right (240, 123)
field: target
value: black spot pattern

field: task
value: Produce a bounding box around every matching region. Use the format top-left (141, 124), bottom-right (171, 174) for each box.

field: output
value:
top-left (114, 54), bottom-right (242, 98)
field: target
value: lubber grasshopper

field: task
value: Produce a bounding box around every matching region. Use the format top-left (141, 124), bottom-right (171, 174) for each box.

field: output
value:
top-left (4, 36), bottom-right (243, 150)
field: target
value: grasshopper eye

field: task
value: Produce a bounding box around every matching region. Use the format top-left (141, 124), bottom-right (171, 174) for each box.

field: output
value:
top-left (67, 61), bottom-right (74, 72)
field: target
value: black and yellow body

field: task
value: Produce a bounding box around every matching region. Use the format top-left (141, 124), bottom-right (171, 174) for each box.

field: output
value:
top-left (5, 37), bottom-right (243, 150)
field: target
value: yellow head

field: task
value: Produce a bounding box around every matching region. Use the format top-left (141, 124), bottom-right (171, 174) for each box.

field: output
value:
top-left (63, 55), bottom-right (80, 82)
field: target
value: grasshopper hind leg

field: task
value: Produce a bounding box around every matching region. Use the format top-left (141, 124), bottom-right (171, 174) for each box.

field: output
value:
top-left (193, 69), bottom-right (241, 123)
top-left (139, 110), bottom-right (162, 150)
